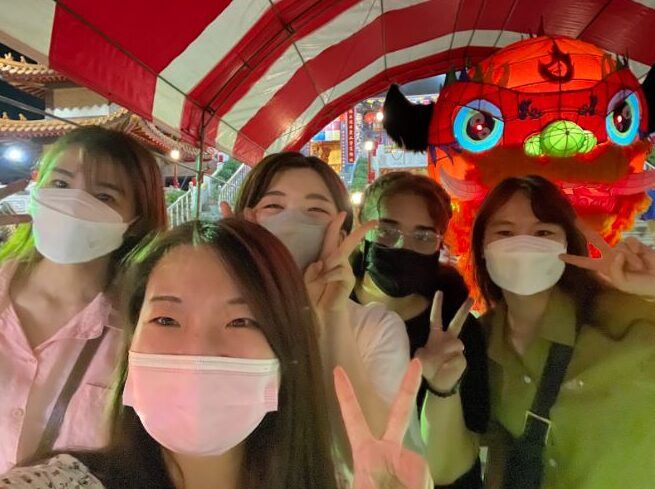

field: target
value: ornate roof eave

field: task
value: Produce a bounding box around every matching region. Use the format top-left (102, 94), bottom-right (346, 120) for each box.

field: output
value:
top-left (0, 55), bottom-right (207, 160)
top-left (0, 110), bottom-right (210, 162)
top-left (130, 117), bottom-right (200, 161)
top-left (0, 108), bottom-right (131, 139)
top-left (0, 53), bottom-right (67, 85)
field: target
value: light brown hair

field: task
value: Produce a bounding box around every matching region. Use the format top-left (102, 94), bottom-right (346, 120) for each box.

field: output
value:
top-left (0, 126), bottom-right (167, 278)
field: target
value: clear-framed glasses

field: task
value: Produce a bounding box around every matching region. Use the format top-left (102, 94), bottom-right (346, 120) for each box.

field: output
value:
top-left (371, 223), bottom-right (442, 255)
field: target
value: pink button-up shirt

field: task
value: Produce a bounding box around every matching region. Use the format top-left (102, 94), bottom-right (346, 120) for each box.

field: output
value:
top-left (0, 262), bottom-right (123, 474)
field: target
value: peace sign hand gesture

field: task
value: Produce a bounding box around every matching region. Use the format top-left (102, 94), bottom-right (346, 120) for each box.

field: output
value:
top-left (415, 292), bottom-right (473, 394)
top-left (560, 220), bottom-right (655, 298)
top-left (304, 212), bottom-right (377, 313)
top-left (335, 358), bottom-right (433, 489)
top-left (0, 179), bottom-right (31, 226)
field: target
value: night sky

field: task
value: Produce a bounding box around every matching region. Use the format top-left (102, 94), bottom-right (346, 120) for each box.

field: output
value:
top-left (0, 43), bottom-right (44, 182)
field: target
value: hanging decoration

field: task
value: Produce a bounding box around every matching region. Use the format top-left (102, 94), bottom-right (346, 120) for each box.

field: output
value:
top-left (384, 35), bottom-right (655, 265)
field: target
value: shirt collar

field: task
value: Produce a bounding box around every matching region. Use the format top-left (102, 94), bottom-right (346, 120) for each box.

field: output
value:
top-left (487, 287), bottom-right (577, 366)
top-left (0, 261), bottom-right (120, 341)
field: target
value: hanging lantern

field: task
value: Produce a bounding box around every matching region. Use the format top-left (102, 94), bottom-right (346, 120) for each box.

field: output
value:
top-left (363, 111), bottom-right (377, 124)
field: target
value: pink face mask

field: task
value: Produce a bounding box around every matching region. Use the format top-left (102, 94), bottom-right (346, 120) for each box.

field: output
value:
top-left (123, 351), bottom-right (280, 456)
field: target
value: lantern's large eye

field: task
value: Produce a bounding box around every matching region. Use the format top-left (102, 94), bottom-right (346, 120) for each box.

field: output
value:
top-left (606, 90), bottom-right (640, 146)
top-left (453, 99), bottom-right (504, 153)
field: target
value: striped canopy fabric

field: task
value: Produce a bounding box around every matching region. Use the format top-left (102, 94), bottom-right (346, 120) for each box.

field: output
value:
top-left (1, 0), bottom-right (654, 165)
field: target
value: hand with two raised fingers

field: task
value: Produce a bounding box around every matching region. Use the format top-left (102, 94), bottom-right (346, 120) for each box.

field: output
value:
top-left (304, 212), bottom-right (377, 313)
top-left (560, 219), bottom-right (655, 298)
top-left (335, 359), bottom-right (433, 489)
top-left (0, 179), bottom-right (31, 226)
top-left (415, 292), bottom-right (473, 394)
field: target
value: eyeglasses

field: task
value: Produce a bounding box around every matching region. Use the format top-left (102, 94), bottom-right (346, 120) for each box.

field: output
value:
top-left (371, 223), bottom-right (442, 255)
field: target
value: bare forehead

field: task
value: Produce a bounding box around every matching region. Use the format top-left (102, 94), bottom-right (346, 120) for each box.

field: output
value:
top-left (267, 168), bottom-right (333, 198)
top-left (378, 193), bottom-right (436, 225)
top-left (489, 192), bottom-right (543, 224)
top-left (53, 146), bottom-right (130, 183)
top-left (147, 245), bottom-right (242, 298)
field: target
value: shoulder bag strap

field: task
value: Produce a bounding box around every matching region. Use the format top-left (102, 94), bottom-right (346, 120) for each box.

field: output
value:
top-left (34, 327), bottom-right (109, 458)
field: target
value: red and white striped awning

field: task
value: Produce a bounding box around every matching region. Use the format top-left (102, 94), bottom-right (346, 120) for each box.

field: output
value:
top-left (1, 0), bottom-right (654, 165)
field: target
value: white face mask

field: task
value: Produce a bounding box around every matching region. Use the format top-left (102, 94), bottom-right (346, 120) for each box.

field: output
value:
top-left (259, 209), bottom-right (328, 270)
top-left (29, 188), bottom-right (130, 264)
top-left (123, 352), bottom-right (280, 456)
top-left (484, 235), bottom-right (567, 296)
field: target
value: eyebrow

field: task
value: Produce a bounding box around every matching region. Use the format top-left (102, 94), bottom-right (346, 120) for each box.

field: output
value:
top-left (53, 168), bottom-right (75, 178)
top-left (52, 168), bottom-right (125, 195)
top-left (150, 295), bottom-right (182, 304)
top-left (488, 219), bottom-right (516, 226)
top-left (95, 181), bottom-right (126, 196)
top-left (226, 297), bottom-right (247, 305)
top-left (305, 193), bottom-right (331, 203)
top-left (263, 189), bottom-right (331, 203)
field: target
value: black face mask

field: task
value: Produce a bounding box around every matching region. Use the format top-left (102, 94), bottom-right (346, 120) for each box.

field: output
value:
top-left (363, 240), bottom-right (440, 298)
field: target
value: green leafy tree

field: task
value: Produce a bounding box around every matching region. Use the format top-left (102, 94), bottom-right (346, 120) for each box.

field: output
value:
top-left (214, 159), bottom-right (241, 182)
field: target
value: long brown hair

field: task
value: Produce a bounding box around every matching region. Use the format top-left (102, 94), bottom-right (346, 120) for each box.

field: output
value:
top-left (235, 151), bottom-right (353, 232)
top-left (74, 220), bottom-right (338, 489)
top-left (0, 126), bottom-right (167, 280)
top-left (471, 175), bottom-right (604, 321)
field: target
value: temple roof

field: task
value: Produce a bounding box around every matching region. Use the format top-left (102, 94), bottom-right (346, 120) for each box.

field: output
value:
top-left (0, 54), bottom-right (201, 161)
top-left (0, 108), bottom-right (129, 138)
top-left (0, 53), bottom-right (67, 98)
top-left (0, 109), bottom-right (199, 161)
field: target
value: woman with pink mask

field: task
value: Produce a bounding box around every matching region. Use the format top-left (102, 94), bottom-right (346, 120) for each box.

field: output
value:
top-left (0, 220), bottom-right (431, 489)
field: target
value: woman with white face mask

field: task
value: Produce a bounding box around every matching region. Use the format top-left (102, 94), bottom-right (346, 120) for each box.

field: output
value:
top-left (419, 175), bottom-right (655, 489)
top-left (0, 127), bottom-right (167, 472)
top-left (225, 152), bottom-right (421, 470)
top-left (0, 220), bottom-right (432, 489)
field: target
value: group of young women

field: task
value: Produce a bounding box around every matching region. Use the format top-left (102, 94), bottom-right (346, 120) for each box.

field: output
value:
top-left (0, 126), bottom-right (653, 489)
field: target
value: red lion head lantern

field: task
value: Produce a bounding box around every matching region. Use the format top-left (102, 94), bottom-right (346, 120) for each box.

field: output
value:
top-left (384, 35), bottom-right (655, 260)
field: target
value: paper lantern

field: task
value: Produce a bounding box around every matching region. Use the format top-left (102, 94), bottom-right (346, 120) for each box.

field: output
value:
top-left (385, 35), bottom-right (655, 259)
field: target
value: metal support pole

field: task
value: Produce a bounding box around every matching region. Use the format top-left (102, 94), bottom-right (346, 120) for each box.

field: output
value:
top-left (194, 115), bottom-right (207, 220)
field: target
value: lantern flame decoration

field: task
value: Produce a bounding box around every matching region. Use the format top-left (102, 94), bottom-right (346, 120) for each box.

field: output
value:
top-left (384, 35), bottom-right (655, 267)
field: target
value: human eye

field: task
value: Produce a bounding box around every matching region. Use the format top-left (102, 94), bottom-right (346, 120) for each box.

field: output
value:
top-left (47, 179), bottom-right (69, 189)
top-left (535, 229), bottom-right (555, 237)
top-left (374, 225), bottom-right (400, 247)
top-left (415, 230), bottom-right (438, 243)
top-left (496, 229), bottom-right (513, 237)
top-left (308, 207), bottom-right (330, 214)
top-left (95, 193), bottom-right (116, 204)
top-left (226, 317), bottom-right (261, 329)
top-left (150, 316), bottom-right (180, 328)
top-left (262, 203), bottom-right (283, 209)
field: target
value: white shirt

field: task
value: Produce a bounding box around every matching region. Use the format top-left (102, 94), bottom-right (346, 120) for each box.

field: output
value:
top-left (346, 300), bottom-right (424, 453)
